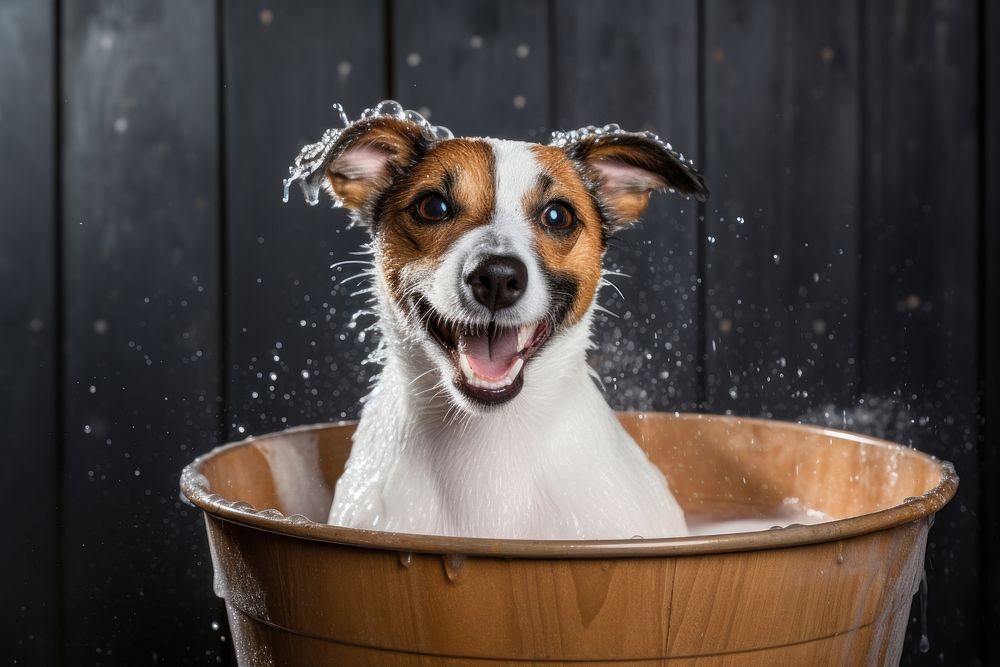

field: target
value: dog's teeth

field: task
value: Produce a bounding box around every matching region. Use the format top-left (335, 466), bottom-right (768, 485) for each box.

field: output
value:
top-left (516, 323), bottom-right (534, 351)
top-left (459, 352), bottom-right (476, 382)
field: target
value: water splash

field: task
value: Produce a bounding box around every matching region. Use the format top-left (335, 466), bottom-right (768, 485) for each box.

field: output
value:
top-left (549, 123), bottom-right (704, 190)
top-left (282, 100), bottom-right (454, 207)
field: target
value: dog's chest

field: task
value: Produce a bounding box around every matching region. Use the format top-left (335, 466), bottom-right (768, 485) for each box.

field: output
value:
top-left (330, 372), bottom-right (686, 539)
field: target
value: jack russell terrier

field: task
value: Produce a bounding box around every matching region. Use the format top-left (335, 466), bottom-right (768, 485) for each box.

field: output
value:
top-left (285, 101), bottom-right (708, 539)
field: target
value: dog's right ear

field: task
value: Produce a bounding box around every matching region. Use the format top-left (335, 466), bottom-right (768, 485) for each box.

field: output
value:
top-left (324, 117), bottom-right (428, 211)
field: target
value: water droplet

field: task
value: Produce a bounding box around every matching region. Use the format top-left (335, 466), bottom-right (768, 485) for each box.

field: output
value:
top-left (337, 61), bottom-right (351, 78)
top-left (918, 570), bottom-right (930, 653)
top-left (442, 554), bottom-right (466, 583)
top-left (398, 552), bottom-right (413, 569)
top-left (512, 94), bottom-right (527, 109)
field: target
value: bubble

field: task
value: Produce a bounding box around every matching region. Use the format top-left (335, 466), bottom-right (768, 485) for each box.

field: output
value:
top-left (469, 35), bottom-right (483, 49)
top-left (405, 52), bottom-right (421, 67)
top-left (515, 44), bottom-right (530, 58)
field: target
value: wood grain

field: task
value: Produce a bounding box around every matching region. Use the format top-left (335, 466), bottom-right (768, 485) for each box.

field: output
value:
top-left (0, 1), bottom-right (58, 663)
top-left (553, 0), bottom-right (702, 411)
top-left (861, 2), bottom-right (980, 663)
top-left (703, 0), bottom-right (862, 418)
top-left (224, 0), bottom-right (385, 437)
top-left (61, 1), bottom-right (222, 662)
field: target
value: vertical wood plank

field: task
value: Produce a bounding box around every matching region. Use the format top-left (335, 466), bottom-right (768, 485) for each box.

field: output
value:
top-left (392, 0), bottom-right (549, 141)
top-left (703, 1), bottom-right (862, 419)
top-left (62, 1), bottom-right (223, 663)
top-left (0, 0), bottom-right (58, 663)
top-left (225, 1), bottom-right (385, 436)
top-left (862, 1), bottom-right (980, 664)
top-left (984, 1), bottom-right (1000, 661)
top-left (552, 0), bottom-right (701, 410)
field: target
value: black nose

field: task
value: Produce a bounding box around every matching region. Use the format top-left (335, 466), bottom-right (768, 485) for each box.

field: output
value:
top-left (465, 255), bottom-right (528, 312)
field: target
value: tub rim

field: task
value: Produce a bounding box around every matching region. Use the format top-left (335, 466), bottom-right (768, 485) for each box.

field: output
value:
top-left (179, 412), bottom-right (958, 559)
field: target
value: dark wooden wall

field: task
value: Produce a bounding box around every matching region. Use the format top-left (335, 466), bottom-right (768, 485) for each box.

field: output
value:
top-left (0, 0), bottom-right (996, 665)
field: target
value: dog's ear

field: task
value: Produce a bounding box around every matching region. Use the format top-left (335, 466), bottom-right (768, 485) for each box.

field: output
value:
top-left (324, 117), bottom-right (428, 211)
top-left (563, 132), bottom-right (708, 228)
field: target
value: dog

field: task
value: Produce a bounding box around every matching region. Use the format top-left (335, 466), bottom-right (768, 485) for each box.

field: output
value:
top-left (285, 101), bottom-right (708, 539)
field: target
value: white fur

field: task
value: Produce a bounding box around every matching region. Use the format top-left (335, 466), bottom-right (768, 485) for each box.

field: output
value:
top-left (328, 140), bottom-right (688, 539)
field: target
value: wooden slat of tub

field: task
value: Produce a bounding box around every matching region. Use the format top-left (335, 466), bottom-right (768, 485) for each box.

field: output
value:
top-left (702, 1), bottom-right (862, 419)
top-left (861, 2), bottom-right (981, 664)
top-left (0, 0), bottom-right (59, 663)
top-left (224, 1), bottom-right (386, 437)
top-left (61, 1), bottom-right (223, 663)
top-left (552, 0), bottom-right (702, 411)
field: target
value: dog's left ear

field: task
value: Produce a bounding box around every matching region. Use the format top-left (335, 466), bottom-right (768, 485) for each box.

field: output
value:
top-left (563, 132), bottom-right (708, 227)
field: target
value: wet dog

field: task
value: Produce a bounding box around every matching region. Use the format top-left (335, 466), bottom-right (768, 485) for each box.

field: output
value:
top-left (286, 102), bottom-right (707, 539)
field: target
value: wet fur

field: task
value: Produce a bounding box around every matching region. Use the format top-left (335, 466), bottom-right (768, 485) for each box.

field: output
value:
top-left (320, 116), bottom-right (706, 539)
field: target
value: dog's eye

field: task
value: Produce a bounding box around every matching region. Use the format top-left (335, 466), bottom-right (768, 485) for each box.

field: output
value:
top-left (541, 203), bottom-right (574, 230)
top-left (415, 193), bottom-right (451, 223)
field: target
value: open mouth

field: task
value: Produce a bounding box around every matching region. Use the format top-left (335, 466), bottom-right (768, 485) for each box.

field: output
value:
top-left (416, 300), bottom-right (551, 405)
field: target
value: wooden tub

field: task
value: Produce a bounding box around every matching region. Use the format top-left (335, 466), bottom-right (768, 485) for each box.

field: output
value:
top-left (180, 412), bottom-right (956, 666)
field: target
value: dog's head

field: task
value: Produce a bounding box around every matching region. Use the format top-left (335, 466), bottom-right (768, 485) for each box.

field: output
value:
top-left (289, 103), bottom-right (707, 411)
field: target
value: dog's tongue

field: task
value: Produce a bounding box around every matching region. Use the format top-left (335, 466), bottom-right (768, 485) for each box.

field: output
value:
top-left (458, 326), bottom-right (519, 380)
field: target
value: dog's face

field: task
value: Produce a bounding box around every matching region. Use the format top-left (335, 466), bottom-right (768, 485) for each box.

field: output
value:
top-left (320, 116), bottom-right (706, 411)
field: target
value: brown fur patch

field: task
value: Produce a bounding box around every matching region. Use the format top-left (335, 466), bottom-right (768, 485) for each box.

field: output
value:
top-left (528, 145), bottom-right (607, 325)
top-left (374, 139), bottom-right (495, 306)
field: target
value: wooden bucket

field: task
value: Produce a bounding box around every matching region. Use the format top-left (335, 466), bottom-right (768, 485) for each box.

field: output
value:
top-left (180, 413), bottom-right (956, 666)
